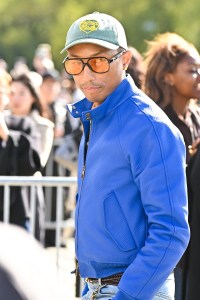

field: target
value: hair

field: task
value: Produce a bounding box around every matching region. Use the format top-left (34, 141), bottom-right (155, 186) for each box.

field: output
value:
top-left (0, 69), bottom-right (12, 88)
top-left (144, 32), bottom-right (199, 108)
top-left (127, 46), bottom-right (145, 89)
top-left (11, 73), bottom-right (44, 116)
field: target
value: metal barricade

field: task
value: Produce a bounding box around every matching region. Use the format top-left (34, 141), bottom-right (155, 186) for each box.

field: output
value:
top-left (0, 175), bottom-right (77, 267)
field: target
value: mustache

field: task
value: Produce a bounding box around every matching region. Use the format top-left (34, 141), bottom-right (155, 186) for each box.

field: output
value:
top-left (80, 82), bottom-right (103, 89)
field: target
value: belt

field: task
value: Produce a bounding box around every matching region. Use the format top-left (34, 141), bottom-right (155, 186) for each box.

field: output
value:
top-left (86, 272), bottom-right (123, 286)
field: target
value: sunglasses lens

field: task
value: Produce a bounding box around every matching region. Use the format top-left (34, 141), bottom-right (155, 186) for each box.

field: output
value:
top-left (64, 59), bottom-right (83, 75)
top-left (63, 57), bottom-right (110, 75)
top-left (88, 58), bottom-right (110, 73)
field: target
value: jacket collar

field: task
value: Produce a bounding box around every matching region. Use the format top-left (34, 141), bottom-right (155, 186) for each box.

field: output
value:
top-left (67, 75), bottom-right (138, 122)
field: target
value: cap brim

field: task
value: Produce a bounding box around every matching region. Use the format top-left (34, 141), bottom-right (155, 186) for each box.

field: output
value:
top-left (60, 38), bottom-right (119, 54)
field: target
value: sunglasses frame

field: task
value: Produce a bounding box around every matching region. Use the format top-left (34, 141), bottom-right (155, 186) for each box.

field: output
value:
top-left (63, 50), bottom-right (126, 75)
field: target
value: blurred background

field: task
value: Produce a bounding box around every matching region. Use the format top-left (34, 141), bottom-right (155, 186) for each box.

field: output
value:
top-left (0, 0), bottom-right (200, 71)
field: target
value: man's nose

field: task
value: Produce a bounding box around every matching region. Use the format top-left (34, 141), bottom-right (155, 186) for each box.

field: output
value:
top-left (82, 63), bottom-right (95, 78)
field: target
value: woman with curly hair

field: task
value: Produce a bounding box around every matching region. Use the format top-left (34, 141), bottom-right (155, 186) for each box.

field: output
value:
top-left (144, 32), bottom-right (200, 300)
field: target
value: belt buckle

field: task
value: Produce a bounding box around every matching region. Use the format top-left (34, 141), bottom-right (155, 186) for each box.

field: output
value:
top-left (86, 278), bottom-right (102, 285)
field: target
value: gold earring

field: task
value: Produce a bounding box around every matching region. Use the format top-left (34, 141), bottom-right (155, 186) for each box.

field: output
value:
top-left (124, 65), bottom-right (128, 71)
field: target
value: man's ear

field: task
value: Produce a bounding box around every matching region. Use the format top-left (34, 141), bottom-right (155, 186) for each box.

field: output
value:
top-left (122, 50), bottom-right (132, 70)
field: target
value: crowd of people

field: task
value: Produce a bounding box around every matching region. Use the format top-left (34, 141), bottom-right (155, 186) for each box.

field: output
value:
top-left (0, 12), bottom-right (200, 299)
top-left (0, 44), bottom-right (85, 247)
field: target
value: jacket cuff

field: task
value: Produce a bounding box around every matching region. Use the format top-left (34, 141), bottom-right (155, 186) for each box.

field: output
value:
top-left (112, 290), bottom-right (135, 300)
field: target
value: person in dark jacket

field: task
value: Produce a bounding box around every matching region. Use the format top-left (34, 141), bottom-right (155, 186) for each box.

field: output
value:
top-left (144, 32), bottom-right (200, 300)
top-left (0, 73), bottom-right (54, 242)
top-left (60, 12), bottom-right (189, 299)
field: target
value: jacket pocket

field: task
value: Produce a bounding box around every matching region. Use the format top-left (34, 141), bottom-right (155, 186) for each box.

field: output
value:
top-left (103, 192), bottom-right (136, 251)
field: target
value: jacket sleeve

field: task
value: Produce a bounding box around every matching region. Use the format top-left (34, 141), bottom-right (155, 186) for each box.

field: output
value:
top-left (114, 117), bottom-right (190, 299)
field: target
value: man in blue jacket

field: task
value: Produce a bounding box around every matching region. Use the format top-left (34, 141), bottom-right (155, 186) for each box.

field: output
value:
top-left (61, 12), bottom-right (190, 300)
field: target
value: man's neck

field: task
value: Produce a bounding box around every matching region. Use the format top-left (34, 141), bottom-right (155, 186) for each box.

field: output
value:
top-left (92, 102), bottom-right (102, 109)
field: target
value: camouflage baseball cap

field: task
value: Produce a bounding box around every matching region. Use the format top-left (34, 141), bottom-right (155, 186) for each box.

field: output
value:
top-left (60, 12), bottom-right (128, 53)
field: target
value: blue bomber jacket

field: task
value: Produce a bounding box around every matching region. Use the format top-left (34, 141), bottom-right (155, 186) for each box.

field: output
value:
top-left (68, 76), bottom-right (190, 300)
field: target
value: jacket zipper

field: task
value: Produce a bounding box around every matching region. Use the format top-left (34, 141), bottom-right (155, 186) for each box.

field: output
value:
top-left (81, 165), bottom-right (86, 179)
top-left (81, 119), bottom-right (92, 180)
top-left (76, 118), bottom-right (92, 258)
